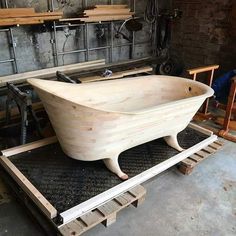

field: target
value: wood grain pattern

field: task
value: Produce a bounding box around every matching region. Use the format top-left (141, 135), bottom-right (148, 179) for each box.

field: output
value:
top-left (28, 75), bottom-right (214, 180)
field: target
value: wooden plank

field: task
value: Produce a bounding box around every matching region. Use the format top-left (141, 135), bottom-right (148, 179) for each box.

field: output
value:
top-left (0, 156), bottom-right (57, 218)
top-left (209, 142), bottom-right (222, 150)
top-left (97, 201), bottom-right (119, 217)
top-left (0, 8), bottom-right (35, 17)
top-left (195, 150), bottom-right (209, 158)
top-left (188, 65), bottom-right (219, 75)
top-left (84, 9), bottom-right (131, 16)
top-left (114, 194), bottom-right (132, 206)
top-left (78, 14), bottom-right (133, 22)
top-left (0, 19), bottom-right (44, 26)
top-left (128, 185), bottom-right (146, 198)
top-left (59, 220), bottom-right (84, 235)
top-left (188, 122), bottom-right (213, 136)
top-left (59, 185), bottom-right (146, 235)
top-left (213, 140), bottom-right (224, 146)
top-left (80, 211), bottom-right (102, 227)
top-left (0, 59), bottom-right (105, 86)
top-left (178, 165), bottom-right (193, 175)
top-left (180, 158), bottom-right (197, 168)
top-left (79, 66), bottom-right (153, 83)
top-left (189, 154), bottom-right (204, 162)
top-left (103, 212), bottom-right (116, 227)
top-left (95, 5), bottom-right (128, 9)
top-left (0, 15), bottom-right (62, 26)
top-left (1, 136), bottom-right (57, 157)
top-left (202, 146), bottom-right (216, 154)
top-left (0, 11), bottom-right (63, 18)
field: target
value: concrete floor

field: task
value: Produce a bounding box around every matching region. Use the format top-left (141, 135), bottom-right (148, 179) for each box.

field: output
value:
top-left (0, 139), bottom-right (235, 236)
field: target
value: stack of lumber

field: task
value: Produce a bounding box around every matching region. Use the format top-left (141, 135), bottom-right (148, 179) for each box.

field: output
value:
top-left (0, 59), bottom-right (105, 87)
top-left (0, 8), bottom-right (63, 27)
top-left (77, 4), bottom-right (134, 22)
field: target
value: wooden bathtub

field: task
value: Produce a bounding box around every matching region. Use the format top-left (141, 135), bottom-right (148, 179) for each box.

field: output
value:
top-left (28, 75), bottom-right (214, 180)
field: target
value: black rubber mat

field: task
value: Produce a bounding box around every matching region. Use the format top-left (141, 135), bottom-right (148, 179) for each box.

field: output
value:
top-left (9, 128), bottom-right (208, 213)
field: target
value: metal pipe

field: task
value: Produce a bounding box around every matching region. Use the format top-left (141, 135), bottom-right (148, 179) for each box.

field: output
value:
top-left (0, 28), bottom-right (10, 32)
top-left (85, 23), bottom-right (89, 61)
top-left (131, 0), bottom-right (136, 59)
top-left (58, 49), bottom-right (86, 56)
top-left (4, 0), bottom-right (8, 8)
top-left (53, 21), bottom-right (59, 66)
top-left (109, 0), bottom-right (114, 63)
top-left (0, 59), bottom-right (14, 64)
top-left (89, 46), bottom-right (110, 51)
top-left (55, 23), bottom-right (84, 28)
top-left (3, 0), bottom-right (19, 73)
top-left (56, 41), bottom-right (149, 56)
top-left (110, 22), bottom-right (114, 62)
top-left (9, 28), bottom-right (18, 73)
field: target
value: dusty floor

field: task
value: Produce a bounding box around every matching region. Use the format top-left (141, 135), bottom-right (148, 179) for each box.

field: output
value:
top-left (0, 139), bottom-right (235, 236)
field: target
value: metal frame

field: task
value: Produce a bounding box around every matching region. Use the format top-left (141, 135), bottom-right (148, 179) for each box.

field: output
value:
top-left (0, 0), bottom-right (18, 73)
top-left (0, 0), bottom-right (150, 73)
top-left (50, 0), bottom-right (148, 66)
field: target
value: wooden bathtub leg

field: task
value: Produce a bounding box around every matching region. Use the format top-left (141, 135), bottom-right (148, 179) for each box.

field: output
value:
top-left (103, 156), bottom-right (128, 180)
top-left (164, 134), bottom-right (184, 152)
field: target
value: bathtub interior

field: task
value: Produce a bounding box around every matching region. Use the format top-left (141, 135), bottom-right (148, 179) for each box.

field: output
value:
top-left (29, 75), bottom-right (210, 113)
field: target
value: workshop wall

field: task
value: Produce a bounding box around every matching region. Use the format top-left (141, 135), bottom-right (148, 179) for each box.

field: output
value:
top-left (171, 0), bottom-right (236, 75)
top-left (0, 0), bottom-right (170, 76)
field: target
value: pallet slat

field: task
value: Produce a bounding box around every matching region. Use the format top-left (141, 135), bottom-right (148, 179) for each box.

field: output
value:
top-left (97, 201), bottom-right (119, 217)
top-left (59, 185), bottom-right (146, 236)
top-left (179, 139), bottom-right (223, 175)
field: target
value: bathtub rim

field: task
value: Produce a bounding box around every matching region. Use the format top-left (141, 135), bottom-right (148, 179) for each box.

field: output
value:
top-left (28, 75), bottom-right (214, 115)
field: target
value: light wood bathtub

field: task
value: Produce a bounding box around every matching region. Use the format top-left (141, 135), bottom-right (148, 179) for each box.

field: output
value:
top-left (28, 75), bottom-right (214, 180)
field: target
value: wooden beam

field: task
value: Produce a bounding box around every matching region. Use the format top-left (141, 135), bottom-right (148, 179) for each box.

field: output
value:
top-left (0, 19), bottom-right (44, 26)
top-left (0, 8), bottom-right (35, 17)
top-left (95, 5), bottom-right (128, 9)
top-left (1, 136), bottom-right (57, 157)
top-left (78, 14), bottom-right (133, 22)
top-left (0, 11), bottom-right (63, 18)
top-left (0, 15), bottom-right (62, 26)
top-left (84, 9), bottom-right (131, 16)
top-left (187, 65), bottom-right (219, 75)
top-left (0, 59), bottom-right (105, 86)
top-left (0, 156), bottom-right (57, 218)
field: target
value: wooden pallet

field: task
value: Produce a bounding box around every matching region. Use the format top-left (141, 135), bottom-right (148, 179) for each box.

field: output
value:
top-left (178, 140), bottom-right (223, 175)
top-left (59, 185), bottom-right (146, 236)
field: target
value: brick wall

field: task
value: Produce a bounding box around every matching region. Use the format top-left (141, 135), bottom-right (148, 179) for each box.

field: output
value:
top-left (171, 0), bottom-right (236, 76)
